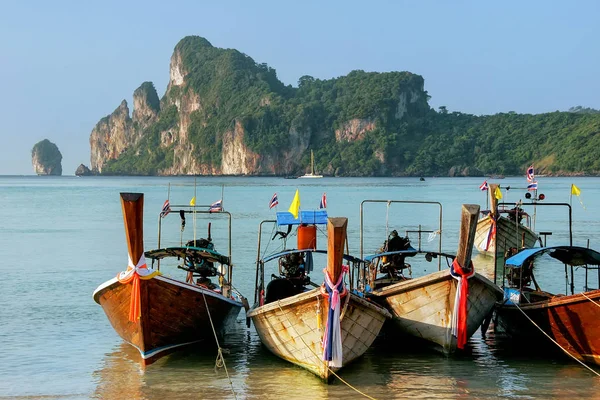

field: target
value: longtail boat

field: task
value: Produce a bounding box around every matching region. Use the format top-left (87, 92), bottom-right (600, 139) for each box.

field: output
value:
top-left (359, 201), bottom-right (502, 353)
top-left (475, 183), bottom-right (541, 256)
top-left (495, 246), bottom-right (600, 366)
top-left (247, 211), bottom-right (391, 380)
top-left (93, 193), bottom-right (243, 365)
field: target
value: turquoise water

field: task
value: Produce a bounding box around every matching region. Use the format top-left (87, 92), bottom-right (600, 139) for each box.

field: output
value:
top-left (1, 175), bottom-right (600, 399)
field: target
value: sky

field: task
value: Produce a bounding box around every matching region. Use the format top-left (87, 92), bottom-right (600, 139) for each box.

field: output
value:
top-left (1, 0), bottom-right (598, 175)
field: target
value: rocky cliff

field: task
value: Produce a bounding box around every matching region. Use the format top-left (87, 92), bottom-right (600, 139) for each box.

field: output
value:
top-left (32, 139), bottom-right (62, 175)
top-left (90, 36), bottom-right (429, 176)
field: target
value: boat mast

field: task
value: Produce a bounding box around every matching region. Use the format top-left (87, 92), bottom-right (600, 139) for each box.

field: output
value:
top-left (120, 193), bottom-right (145, 266)
top-left (455, 204), bottom-right (480, 270)
top-left (310, 150), bottom-right (315, 175)
top-left (327, 217), bottom-right (348, 284)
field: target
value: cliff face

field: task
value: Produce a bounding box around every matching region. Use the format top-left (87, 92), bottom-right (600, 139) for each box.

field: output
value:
top-left (89, 100), bottom-right (134, 173)
top-left (32, 139), bottom-right (62, 175)
top-left (90, 36), bottom-right (430, 176)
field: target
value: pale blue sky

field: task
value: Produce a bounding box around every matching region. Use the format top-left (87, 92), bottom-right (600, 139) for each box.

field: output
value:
top-left (1, 0), bottom-right (598, 175)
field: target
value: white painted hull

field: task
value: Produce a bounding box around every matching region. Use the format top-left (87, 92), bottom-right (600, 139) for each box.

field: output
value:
top-left (373, 270), bottom-right (502, 353)
top-left (475, 215), bottom-right (540, 256)
top-left (247, 288), bottom-right (391, 380)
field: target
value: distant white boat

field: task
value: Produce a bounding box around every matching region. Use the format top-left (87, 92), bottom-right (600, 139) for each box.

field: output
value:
top-left (298, 150), bottom-right (323, 179)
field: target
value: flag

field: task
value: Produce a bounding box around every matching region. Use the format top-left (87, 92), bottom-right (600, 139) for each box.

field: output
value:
top-left (571, 184), bottom-right (581, 196)
top-left (527, 181), bottom-right (538, 191)
top-left (479, 180), bottom-right (488, 191)
top-left (319, 192), bottom-right (327, 209)
top-left (209, 199), bottom-right (222, 212)
top-left (526, 165), bottom-right (535, 183)
top-left (189, 196), bottom-right (196, 206)
top-left (160, 200), bottom-right (171, 218)
top-left (288, 189), bottom-right (300, 219)
top-left (494, 186), bottom-right (503, 200)
top-left (269, 193), bottom-right (279, 209)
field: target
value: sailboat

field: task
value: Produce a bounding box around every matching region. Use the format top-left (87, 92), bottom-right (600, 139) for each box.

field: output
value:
top-left (298, 150), bottom-right (323, 178)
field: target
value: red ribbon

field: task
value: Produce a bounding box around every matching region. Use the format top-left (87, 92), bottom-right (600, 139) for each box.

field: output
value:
top-left (451, 259), bottom-right (475, 349)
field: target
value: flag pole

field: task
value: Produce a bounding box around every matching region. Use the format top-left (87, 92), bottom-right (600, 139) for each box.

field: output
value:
top-left (570, 184), bottom-right (573, 207)
top-left (193, 176), bottom-right (197, 243)
top-left (221, 184), bottom-right (225, 210)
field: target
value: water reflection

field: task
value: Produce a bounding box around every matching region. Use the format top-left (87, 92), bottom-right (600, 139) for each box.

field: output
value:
top-left (91, 319), bottom-right (600, 399)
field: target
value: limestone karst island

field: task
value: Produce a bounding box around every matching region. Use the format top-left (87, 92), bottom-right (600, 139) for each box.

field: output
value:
top-left (82, 36), bottom-right (600, 177)
top-left (32, 139), bottom-right (62, 176)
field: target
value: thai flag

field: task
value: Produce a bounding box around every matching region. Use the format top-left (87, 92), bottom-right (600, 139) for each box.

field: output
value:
top-left (160, 200), bottom-right (171, 218)
top-left (319, 192), bottom-right (327, 209)
top-left (479, 180), bottom-right (488, 191)
top-left (527, 181), bottom-right (538, 191)
top-left (526, 165), bottom-right (535, 183)
top-left (269, 193), bottom-right (278, 209)
top-left (209, 199), bottom-right (222, 212)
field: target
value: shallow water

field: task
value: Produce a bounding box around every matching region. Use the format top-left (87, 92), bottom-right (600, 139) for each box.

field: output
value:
top-left (1, 175), bottom-right (600, 399)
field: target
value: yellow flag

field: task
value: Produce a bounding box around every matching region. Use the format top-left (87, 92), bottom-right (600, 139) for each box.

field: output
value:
top-left (494, 186), bottom-right (503, 200)
top-left (288, 189), bottom-right (300, 219)
top-left (571, 184), bottom-right (581, 196)
top-left (189, 196), bottom-right (196, 206)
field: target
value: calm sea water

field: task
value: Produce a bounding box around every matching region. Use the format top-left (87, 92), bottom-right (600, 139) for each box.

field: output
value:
top-left (2, 175), bottom-right (600, 399)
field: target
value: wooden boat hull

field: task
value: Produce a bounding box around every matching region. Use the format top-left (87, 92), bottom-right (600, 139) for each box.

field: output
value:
top-left (495, 289), bottom-right (600, 365)
top-left (247, 288), bottom-right (391, 380)
top-left (93, 275), bottom-right (242, 365)
top-left (373, 270), bottom-right (503, 353)
top-left (475, 215), bottom-right (539, 256)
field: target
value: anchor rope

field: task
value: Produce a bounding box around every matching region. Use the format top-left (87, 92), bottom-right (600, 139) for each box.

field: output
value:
top-left (201, 289), bottom-right (238, 399)
top-left (513, 303), bottom-right (600, 377)
top-left (276, 298), bottom-right (378, 400)
top-left (581, 292), bottom-right (600, 309)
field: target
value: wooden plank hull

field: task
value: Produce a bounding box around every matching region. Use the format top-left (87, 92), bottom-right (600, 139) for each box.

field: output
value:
top-left (475, 215), bottom-right (539, 256)
top-left (247, 288), bottom-right (391, 380)
top-left (495, 289), bottom-right (600, 365)
top-left (93, 275), bottom-right (242, 365)
top-left (373, 270), bottom-right (503, 353)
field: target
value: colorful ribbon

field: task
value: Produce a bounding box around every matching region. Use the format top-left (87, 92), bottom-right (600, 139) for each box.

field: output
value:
top-left (484, 217), bottom-right (496, 251)
top-left (321, 265), bottom-right (349, 367)
top-left (117, 254), bottom-right (160, 322)
top-left (450, 259), bottom-right (475, 349)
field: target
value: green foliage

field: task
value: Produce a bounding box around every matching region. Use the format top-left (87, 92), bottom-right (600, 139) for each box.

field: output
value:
top-left (104, 36), bottom-right (600, 176)
top-left (134, 82), bottom-right (160, 112)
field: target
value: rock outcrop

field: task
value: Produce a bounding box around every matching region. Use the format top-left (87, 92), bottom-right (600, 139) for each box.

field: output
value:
top-left (132, 82), bottom-right (160, 130)
top-left (89, 100), bottom-right (134, 173)
top-left (88, 36), bottom-right (430, 176)
top-left (32, 139), bottom-right (62, 175)
top-left (75, 164), bottom-right (93, 176)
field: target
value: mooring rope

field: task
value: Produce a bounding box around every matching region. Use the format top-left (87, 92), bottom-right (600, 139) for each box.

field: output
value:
top-left (581, 293), bottom-right (600, 309)
top-left (201, 290), bottom-right (238, 399)
top-left (513, 303), bottom-right (600, 377)
top-left (276, 299), bottom-right (378, 399)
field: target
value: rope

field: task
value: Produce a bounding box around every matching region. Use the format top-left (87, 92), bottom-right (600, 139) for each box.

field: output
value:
top-left (513, 303), bottom-right (600, 377)
top-left (201, 290), bottom-right (238, 399)
top-left (275, 299), bottom-right (378, 399)
top-left (581, 293), bottom-right (600, 309)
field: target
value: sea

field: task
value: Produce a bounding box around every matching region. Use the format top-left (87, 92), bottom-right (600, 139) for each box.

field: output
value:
top-left (2, 175), bottom-right (600, 399)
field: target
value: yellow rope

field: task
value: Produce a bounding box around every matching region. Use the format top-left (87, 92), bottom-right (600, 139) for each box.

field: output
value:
top-left (513, 303), bottom-right (600, 377)
top-left (201, 289), bottom-right (238, 399)
top-left (581, 292), bottom-right (600, 309)
top-left (276, 299), bottom-right (378, 399)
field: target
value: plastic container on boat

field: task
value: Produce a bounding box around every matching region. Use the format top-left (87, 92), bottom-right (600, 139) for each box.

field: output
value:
top-left (297, 224), bottom-right (317, 250)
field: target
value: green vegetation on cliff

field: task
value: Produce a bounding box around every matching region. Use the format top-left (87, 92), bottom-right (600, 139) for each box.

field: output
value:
top-left (100, 36), bottom-right (600, 176)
